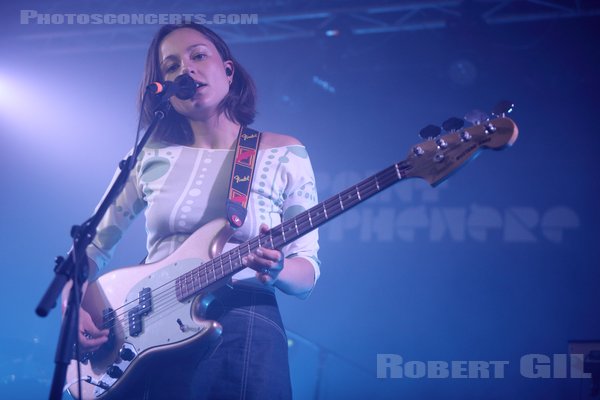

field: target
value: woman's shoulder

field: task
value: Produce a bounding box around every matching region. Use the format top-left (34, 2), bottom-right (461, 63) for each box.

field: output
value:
top-left (259, 131), bottom-right (303, 149)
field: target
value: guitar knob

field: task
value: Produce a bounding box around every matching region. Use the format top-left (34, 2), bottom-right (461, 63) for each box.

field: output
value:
top-left (106, 365), bottom-right (124, 379)
top-left (442, 117), bottom-right (464, 132)
top-left (412, 146), bottom-right (425, 156)
top-left (419, 124), bottom-right (441, 140)
top-left (435, 138), bottom-right (448, 149)
top-left (119, 347), bottom-right (135, 361)
top-left (484, 123), bottom-right (497, 134)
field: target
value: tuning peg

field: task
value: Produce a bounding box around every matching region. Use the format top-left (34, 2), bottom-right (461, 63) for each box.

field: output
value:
top-left (419, 124), bottom-right (441, 140)
top-left (464, 109), bottom-right (488, 125)
top-left (492, 100), bottom-right (514, 117)
top-left (442, 117), bottom-right (464, 132)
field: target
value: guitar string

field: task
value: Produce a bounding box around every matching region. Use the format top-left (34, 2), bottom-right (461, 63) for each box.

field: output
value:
top-left (96, 167), bottom-right (401, 335)
top-left (91, 132), bottom-right (479, 331)
top-left (99, 251), bottom-right (246, 332)
top-left (97, 128), bottom-right (475, 330)
top-left (101, 230), bottom-right (276, 333)
top-left (132, 172), bottom-right (393, 330)
top-left (87, 133), bottom-right (497, 341)
top-left (97, 166), bottom-right (403, 335)
top-left (105, 133), bottom-right (495, 336)
top-left (100, 236), bottom-right (266, 333)
top-left (102, 234), bottom-right (258, 318)
top-left (98, 168), bottom-right (402, 338)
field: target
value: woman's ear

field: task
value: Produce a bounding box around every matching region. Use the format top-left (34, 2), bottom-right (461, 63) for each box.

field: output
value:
top-left (224, 61), bottom-right (234, 78)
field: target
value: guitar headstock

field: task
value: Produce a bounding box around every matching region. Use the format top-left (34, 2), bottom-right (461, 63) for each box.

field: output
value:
top-left (404, 111), bottom-right (518, 187)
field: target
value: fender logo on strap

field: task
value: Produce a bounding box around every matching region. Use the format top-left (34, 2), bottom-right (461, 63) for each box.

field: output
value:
top-left (241, 133), bottom-right (258, 141)
top-left (233, 175), bottom-right (250, 184)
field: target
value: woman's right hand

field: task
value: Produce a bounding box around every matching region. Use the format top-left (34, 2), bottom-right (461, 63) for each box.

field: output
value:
top-left (78, 308), bottom-right (109, 352)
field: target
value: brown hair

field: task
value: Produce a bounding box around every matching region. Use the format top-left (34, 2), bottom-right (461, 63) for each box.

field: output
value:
top-left (139, 23), bottom-right (257, 145)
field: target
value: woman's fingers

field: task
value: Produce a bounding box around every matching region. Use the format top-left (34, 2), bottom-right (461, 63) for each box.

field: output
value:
top-left (79, 331), bottom-right (109, 351)
top-left (78, 309), bottom-right (109, 352)
top-left (244, 248), bottom-right (283, 271)
top-left (239, 224), bottom-right (284, 285)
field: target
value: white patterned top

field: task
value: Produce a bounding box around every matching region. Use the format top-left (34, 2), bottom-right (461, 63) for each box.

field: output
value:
top-left (87, 141), bottom-right (320, 291)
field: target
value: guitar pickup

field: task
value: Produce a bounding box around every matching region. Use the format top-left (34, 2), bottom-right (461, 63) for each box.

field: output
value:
top-left (138, 287), bottom-right (152, 316)
top-left (128, 306), bottom-right (142, 337)
top-left (128, 288), bottom-right (153, 337)
top-left (102, 308), bottom-right (116, 339)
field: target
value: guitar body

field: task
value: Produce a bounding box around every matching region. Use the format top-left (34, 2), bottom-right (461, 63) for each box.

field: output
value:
top-left (66, 218), bottom-right (234, 400)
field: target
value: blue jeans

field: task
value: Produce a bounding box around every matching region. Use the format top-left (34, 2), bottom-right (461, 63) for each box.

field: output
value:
top-left (187, 284), bottom-right (293, 400)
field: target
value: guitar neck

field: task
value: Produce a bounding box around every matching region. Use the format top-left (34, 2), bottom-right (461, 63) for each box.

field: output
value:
top-left (175, 115), bottom-right (518, 301)
top-left (175, 160), bottom-right (411, 301)
top-left (267, 159), bottom-right (411, 248)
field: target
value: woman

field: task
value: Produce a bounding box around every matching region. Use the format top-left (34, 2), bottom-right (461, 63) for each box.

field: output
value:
top-left (74, 23), bottom-right (320, 399)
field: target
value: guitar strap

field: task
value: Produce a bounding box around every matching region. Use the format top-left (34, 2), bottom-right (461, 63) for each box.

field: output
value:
top-left (226, 126), bottom-right (262, 229)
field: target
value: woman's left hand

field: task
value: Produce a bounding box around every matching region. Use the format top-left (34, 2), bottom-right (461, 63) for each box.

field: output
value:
top-left (243, 224), bottom-right (284, 285)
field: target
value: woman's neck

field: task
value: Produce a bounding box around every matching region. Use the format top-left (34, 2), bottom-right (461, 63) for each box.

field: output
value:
top-left (187, 115), bottom-right (240, 150)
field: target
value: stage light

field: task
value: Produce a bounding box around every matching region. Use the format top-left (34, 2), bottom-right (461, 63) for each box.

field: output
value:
top-left (0, 68), bottom-right (76, 144)
top-left (0, 70), bottom-right (40, 130)
top-left (0, 72), bottom-right (18, 110)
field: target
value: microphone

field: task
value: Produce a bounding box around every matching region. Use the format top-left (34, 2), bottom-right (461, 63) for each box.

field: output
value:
top-left (146, 74), bottom-right (200, 100)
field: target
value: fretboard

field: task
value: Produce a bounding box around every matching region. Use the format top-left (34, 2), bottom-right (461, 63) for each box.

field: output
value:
top-left (175, 159), bottom-right (411, 301)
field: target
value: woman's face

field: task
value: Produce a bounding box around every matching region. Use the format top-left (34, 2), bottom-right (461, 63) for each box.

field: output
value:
top-left (158, 28), bottom-right (233, 120)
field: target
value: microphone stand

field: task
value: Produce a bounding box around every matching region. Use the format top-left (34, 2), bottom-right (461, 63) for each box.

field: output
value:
top-left (35, 96), bottom-right (171, 400)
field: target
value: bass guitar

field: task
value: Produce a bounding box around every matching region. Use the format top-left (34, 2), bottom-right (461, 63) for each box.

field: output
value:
top-left (66, 109), bottom-right (518, 399)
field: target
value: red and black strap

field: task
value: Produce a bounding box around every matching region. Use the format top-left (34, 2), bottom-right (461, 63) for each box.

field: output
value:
top-left (226, 126), bottom-right (262, 228)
